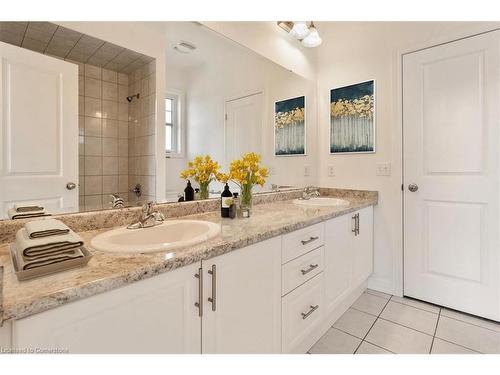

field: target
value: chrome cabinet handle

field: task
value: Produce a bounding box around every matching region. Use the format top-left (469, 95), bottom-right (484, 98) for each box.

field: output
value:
top-left (194, 268), bottom-right (203, 317)
top-left (301, 304), bottom-right (319, 320)
top-left (66, 182), bottom-right (77, 190)
top-left (301, 264), bottom-right (319, 275)
top-left (301, 236), bottom-right (319, 245)
top-left (352, 213), bottom-right (360, 236)
top-left (208, 264), bottom-right (216, 311)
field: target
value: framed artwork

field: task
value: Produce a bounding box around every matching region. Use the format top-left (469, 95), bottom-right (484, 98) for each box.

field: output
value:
top-left (330, 80), bottom-right (375, 154)
top-left (274, 95), bottom-right (306, 156)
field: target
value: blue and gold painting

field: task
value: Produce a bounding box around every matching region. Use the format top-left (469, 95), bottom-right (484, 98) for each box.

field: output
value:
top-left (330, 80), bottom-right (375, 153)
top-left (274, 96), bottom-right (306, 156)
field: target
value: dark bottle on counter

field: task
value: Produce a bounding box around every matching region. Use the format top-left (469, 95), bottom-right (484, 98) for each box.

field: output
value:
top-left (184, 180), bottom-right (194, 201)
top-left (221, 183), bottom-right (232, 218)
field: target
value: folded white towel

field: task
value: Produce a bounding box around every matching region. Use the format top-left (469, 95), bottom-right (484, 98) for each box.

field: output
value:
top-left (15, 228), bottom-right (84, 259)
top-left (25, 219), bottom-right (70, 238)
top-left (14, 205), bottom-right (45, 213)
top-left (8, 208), bottom-right (51, 220)
top-left (18, 248), bottom-right (84, 270)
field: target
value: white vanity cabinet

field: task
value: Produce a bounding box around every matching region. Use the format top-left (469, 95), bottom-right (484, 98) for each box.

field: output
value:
top-left (12, 262), bottom-right (202, 354)
top-left (324, 206), bottom-right (374, 316)
top-left (201, 236), bottom-right (281, 353)
top-left (7, 206), bottom-right (374, 354)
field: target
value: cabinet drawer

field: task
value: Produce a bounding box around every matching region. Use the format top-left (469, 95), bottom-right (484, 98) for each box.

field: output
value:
top-left (282, 273), bottom-right (324, 353)
top-left (282, 246), bottom-right (324, 296)
top-left (282, 222), bottom-right (324, 263)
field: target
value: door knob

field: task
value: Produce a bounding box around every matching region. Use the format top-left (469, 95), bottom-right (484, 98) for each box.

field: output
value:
top-left (66, 182), bottom-right (77, 190)
top-left (408, 183), bottom-right (419, 192)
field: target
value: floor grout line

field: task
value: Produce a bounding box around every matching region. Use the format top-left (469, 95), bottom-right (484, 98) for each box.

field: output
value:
top-left (376, 316), bottom-right (435, 337)
top-left (439, 314), bottom-right (500, 334)
top-left (428, 308), bottom-right (442, 354)
top-left (353, 294), bottom-right (392, 354)
top-left (388, 298), bottom-right (440, 315)
top-left (432, 336), bottom-right (483, 354)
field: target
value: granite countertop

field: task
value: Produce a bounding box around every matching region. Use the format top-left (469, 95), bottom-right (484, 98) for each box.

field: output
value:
top-left (0, 191), bottom-right (377, 322)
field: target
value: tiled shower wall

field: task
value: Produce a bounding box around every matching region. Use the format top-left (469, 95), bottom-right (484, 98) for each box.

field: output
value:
top-left (127, 61), bottom-right (156, 205)
top-left (78, 64), bottom-right (130, 211)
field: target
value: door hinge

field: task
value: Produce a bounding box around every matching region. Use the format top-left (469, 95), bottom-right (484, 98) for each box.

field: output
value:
top-left (401, 184), bottom-right (404, 191)
top-left (225, 113), bottom-right (227, 121)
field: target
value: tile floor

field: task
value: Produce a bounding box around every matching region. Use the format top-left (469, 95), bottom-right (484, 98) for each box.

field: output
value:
top-left (308, 289), bottom-right (500, 354)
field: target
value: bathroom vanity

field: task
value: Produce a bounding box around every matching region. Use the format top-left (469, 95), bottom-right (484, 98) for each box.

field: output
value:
top-left (0, 189), bottom-right (376, 354)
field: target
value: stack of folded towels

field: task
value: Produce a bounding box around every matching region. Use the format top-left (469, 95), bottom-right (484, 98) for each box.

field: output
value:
top-left (15, 219), bottom-right (85, 271)
top-left (8, 205), bottom-right (51, 220)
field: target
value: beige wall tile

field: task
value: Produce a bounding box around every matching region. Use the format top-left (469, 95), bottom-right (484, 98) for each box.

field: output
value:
top-left (118, 85), bottom-right (128, 103)
top-left (84, 97), bottom-right (102, 118)
top-left (118, 138), bottom-right (128, 157)
top-left (84, 156), bottom-right (102, 176)
top-left (118, 121), bottom-right (128, 139)
top-left (102, 100), bottom-right (118, 120)
top-left (102, 68), bottom-right (118, 83)
top-left (118, 102), bottom-right (128, 121)
top-left (84, 195), bottom-right (102, 211)
top-left (103, 138), bottom-right (118, 156)
top-left (118, 157), bottom-right (128, 175)
top-left (84, 77), bottom-right (101, 99)
top-left (102, 175), bottom-right (118, 194)
top-left (118, 72), bottom-right (128, 85)
top-left (84, 136), bottom-right (102, 156)
top-left (85, 117), bottom-right (101, 137)
top-left (78, 75), bottom-right (84, 96)
top-left (102, 119), bottom-right (118, 138)
top-left (102, 81), bottom-right (118, 101)
top-left (85, 176), bottom-right (102, 195)
top-left (103, 156), bottom-right (118, 175)
top-left (118, 175), bottom-right (129, 192)
top-left (78, 115), bottom-right (85, 136)
top-left (85, 64), bottom-right (101, 79)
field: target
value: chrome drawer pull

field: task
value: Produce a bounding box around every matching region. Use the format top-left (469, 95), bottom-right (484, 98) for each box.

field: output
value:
top-left (301, 304), bottom-right (319, 320)
top-left (301, 264), bottom-right (319, 275)
top-left (301, 236), bottom-right (319, 245)
top-left (207, 264), bottom-right (217, 311)
top-left (194, 268), bottom-right (203, 317)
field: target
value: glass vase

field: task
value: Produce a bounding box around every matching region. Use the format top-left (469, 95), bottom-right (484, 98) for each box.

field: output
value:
top-left (199, 181), bottom-right (210, 200)
top-left (240, 183), bottom-right (253, 212)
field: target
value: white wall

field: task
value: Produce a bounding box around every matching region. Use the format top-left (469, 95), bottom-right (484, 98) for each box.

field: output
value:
top-left (57, 21), bottom-right (167, 203)
top-left (202, 22), bottom-right (317, 81)
top-left (165, 23), bottom-right (317, 197)
top-left (316, 22), bottom-right (500, 295)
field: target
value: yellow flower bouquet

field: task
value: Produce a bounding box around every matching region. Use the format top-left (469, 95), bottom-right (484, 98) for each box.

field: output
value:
top-left (217, 152), bottom-right (268, 210)
top-left (180, 155), bottom-right (221, 199)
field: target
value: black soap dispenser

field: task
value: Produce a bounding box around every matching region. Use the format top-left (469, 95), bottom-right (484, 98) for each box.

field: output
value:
top-left (221, 183), bottom-right (232, 218)
top-left (184, 180), bottom-right (194, 201)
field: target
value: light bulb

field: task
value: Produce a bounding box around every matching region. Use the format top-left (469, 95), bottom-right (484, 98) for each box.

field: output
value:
top-left (301, 25), bottom-right (322, 48)
top-left (290, 22), bottom-right (310, 40)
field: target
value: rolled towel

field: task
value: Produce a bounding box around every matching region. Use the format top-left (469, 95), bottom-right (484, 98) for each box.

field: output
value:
top-left (15, 228), bottom-right (84, 259)
top-left (14, 205), bottom-right (45, 213)
top-left (18, 248), bottom-right (84, 270)
top-left (8, 208), bottom-right (51, 220)
top-left (25, 218), bottom-right (70, 238)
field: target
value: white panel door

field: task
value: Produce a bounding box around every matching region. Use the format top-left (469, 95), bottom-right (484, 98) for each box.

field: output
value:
top-left (13, 262), bottom-right (202, 354)
top-left (224, 93), bottom-right (262, 164)
top-left (0, 41), bottom-right (78, 218)
top-left (201, 237), bottom-right (281, 353)
top-left (403, 31), bottom-right (500, 320)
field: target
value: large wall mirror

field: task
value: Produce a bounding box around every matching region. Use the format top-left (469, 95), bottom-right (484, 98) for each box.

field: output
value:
top-left (0, 21), bottom-right (316, 220)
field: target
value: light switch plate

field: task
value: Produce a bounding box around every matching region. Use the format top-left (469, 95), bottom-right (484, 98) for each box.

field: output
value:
top-left (328, 165), bottom-right (335, 177)
top-left (376, 163), bottom-right (391, 176)
top-left (304, 165), bottom-right (310, 177)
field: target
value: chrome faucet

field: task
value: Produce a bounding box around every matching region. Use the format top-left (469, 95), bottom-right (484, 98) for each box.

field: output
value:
top-left (127, 201), bottom-right (165, 229)
top-left (300, 186), bottom-right (320, 200)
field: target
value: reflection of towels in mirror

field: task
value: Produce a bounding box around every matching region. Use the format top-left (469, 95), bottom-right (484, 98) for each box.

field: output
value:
top-left (8, 207), bottom-right (51, 220)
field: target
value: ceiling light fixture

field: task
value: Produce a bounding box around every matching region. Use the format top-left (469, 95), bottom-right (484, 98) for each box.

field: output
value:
top-left (301, 22), bottom-right (322, 48)
top-left (277, 21), bottom-right (322, 48)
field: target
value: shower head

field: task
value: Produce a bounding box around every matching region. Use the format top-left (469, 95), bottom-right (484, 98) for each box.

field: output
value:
top-left (126, 93), bottom-right (140, 102)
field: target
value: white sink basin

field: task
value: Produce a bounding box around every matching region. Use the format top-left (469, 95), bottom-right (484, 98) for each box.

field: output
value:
top-left (91, 220), bottom-right (221, 254)
top-left (293, 197), bottom-right (350, 207)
